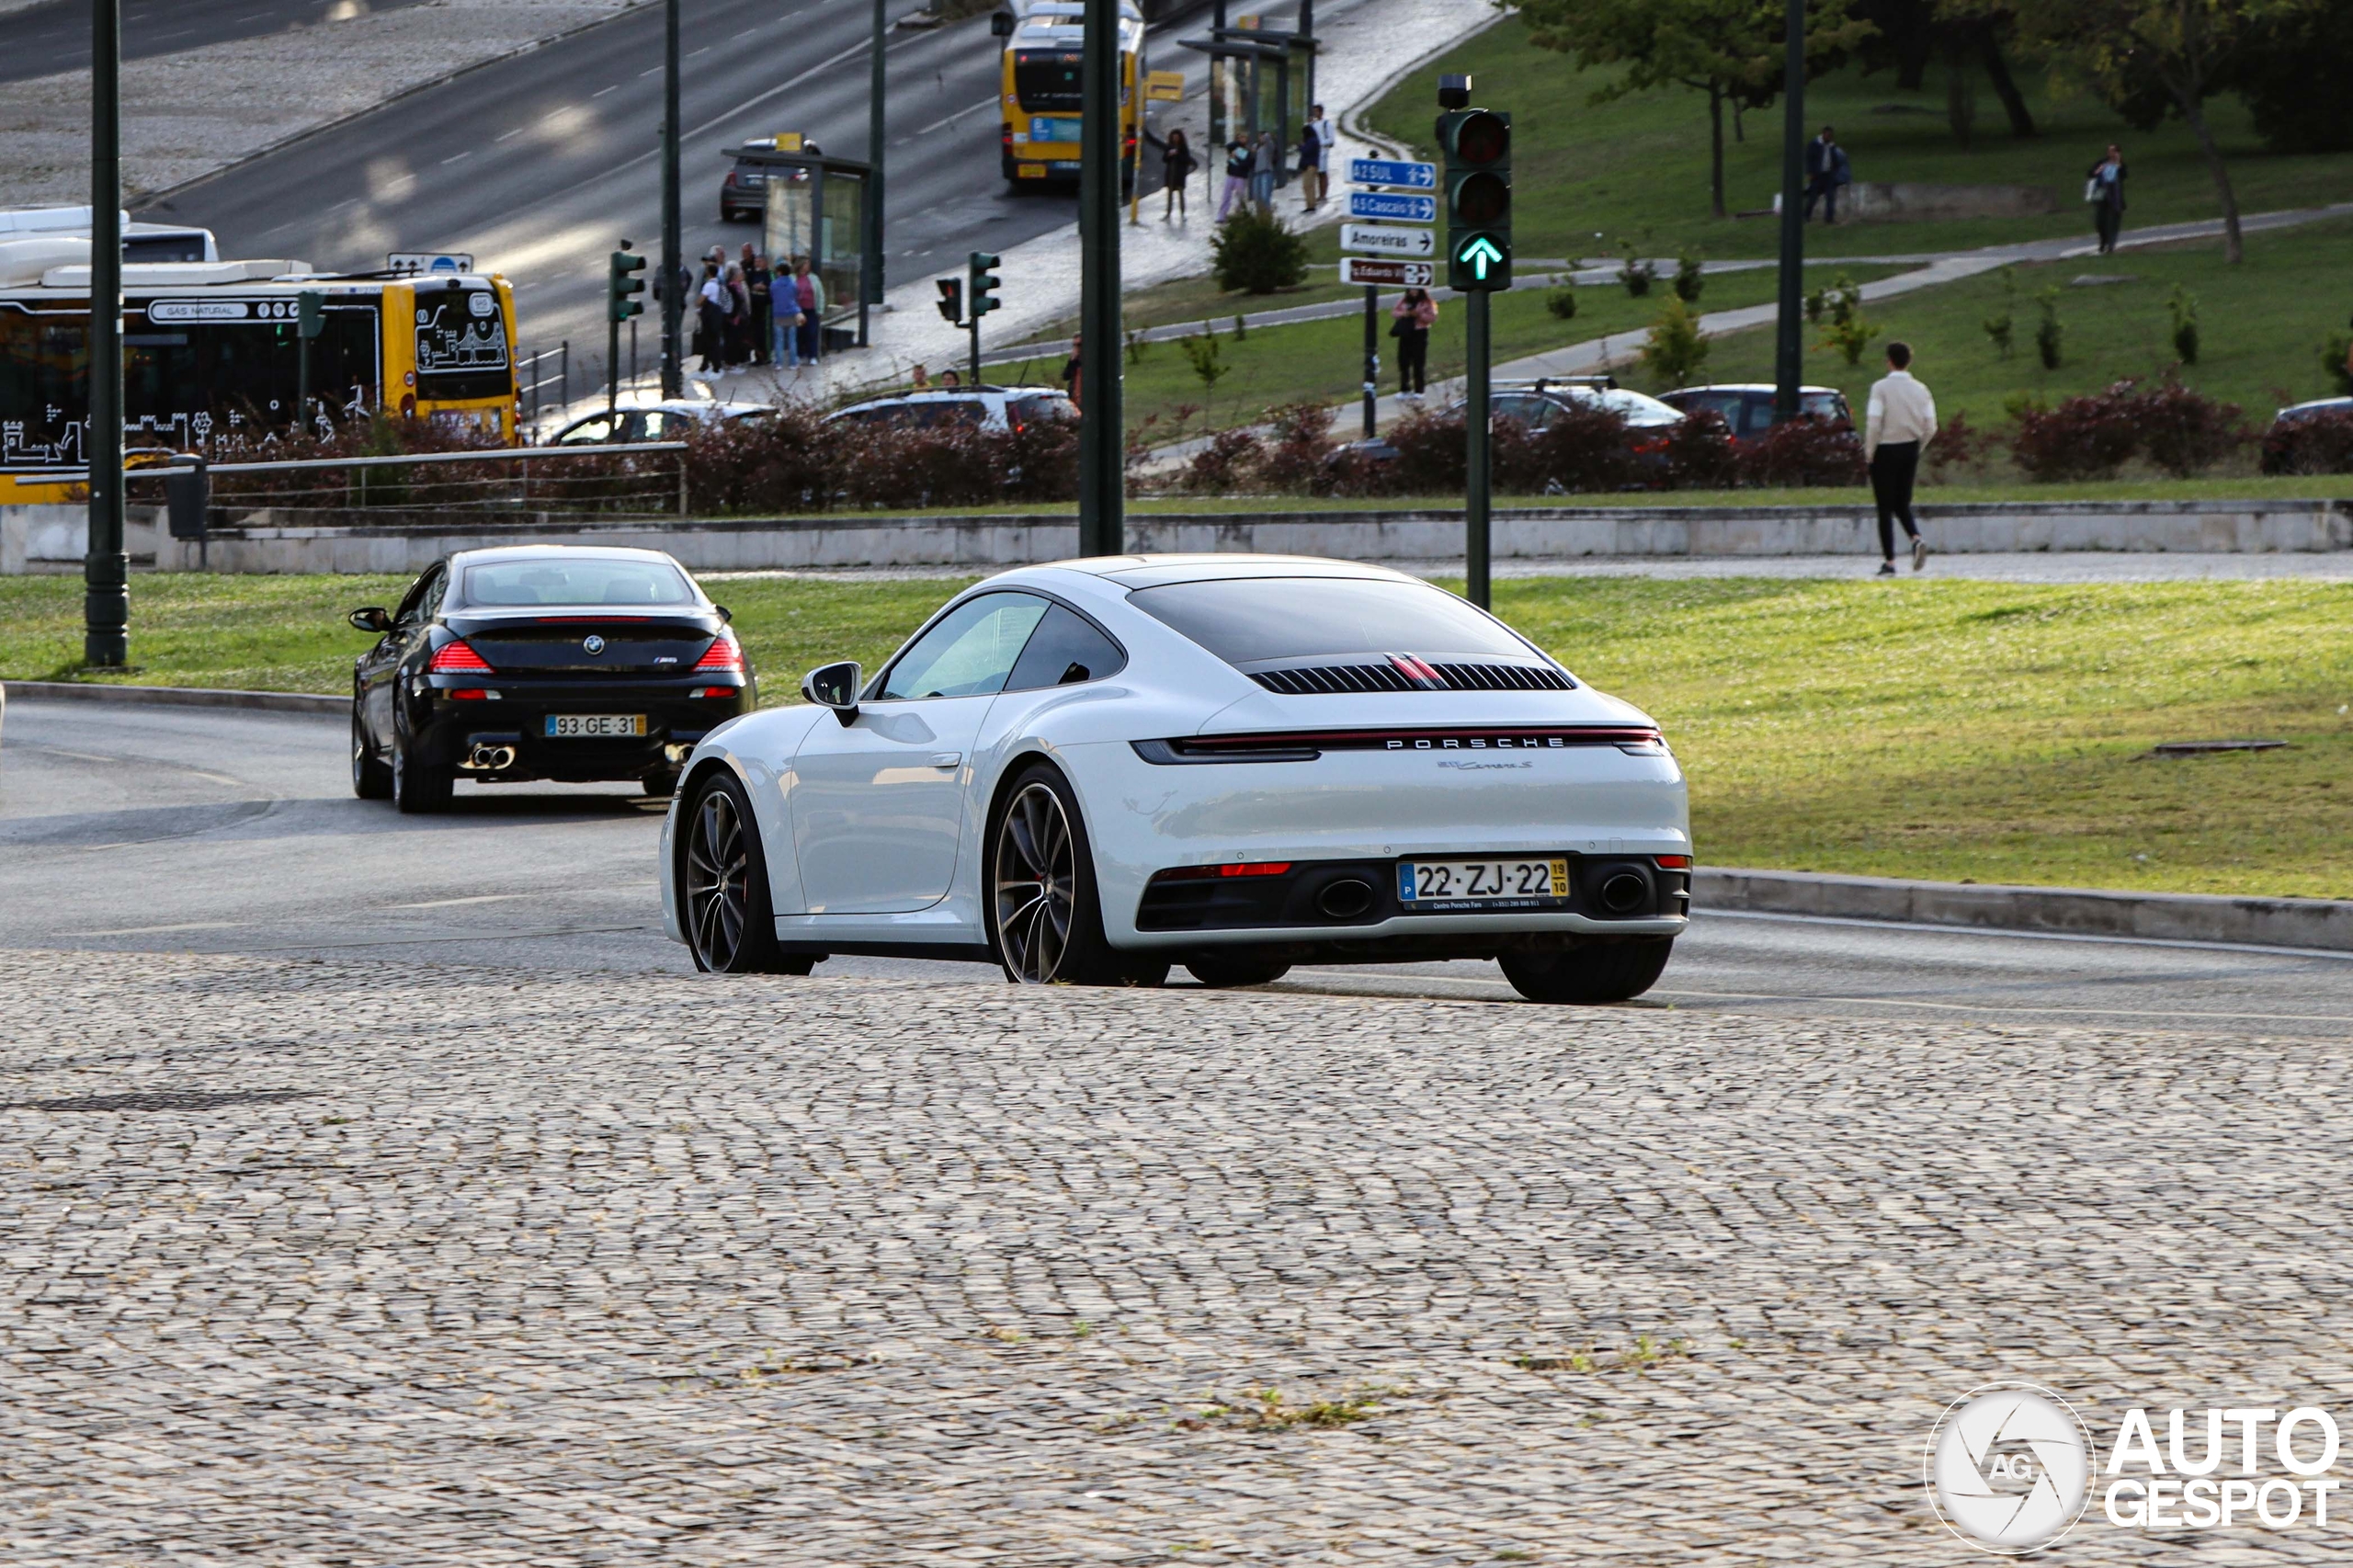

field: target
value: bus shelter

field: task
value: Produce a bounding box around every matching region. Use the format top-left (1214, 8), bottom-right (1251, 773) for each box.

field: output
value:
top-left (1179, 13), bottom-right (1315, 177)
top-left (727, 143), bottom-right (871, 349)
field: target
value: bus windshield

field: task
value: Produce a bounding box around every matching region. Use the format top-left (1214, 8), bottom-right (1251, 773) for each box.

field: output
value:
top-left (1013, 51), bottom-right (1083, 112)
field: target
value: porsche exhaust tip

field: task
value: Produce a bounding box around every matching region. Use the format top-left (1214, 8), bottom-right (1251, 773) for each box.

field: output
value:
top-left (1597, 869), bottom-right (1652, 915)
top-left (1316, 878), bottom-right (1375, 919)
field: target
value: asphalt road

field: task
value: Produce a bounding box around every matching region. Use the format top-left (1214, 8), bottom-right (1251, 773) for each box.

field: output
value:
top-left (144, 0), bottom-right (1250, 381)
top-left (7, 695), bottom-right (2349, 1040)
top-left (6, 0), bottom-right (433, 85)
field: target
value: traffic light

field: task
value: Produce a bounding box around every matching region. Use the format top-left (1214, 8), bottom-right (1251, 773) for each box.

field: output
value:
top-left (1438, 108), bottom-right (1511, 290)
top-left (296, 289), bottom-right (325, 341)
top-left (936, 277), bottom-right (964, 324)
top-left (967, 251), bottom-right (1002, 318)
top-left (607, 241), bottom-right (647, 324)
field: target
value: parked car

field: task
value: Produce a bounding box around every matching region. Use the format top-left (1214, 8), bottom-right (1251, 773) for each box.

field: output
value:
top-left (659, 555), bottom-right (1691, 1003)
top-left (824, 385), bottom-right (1076, 435)
top-left (547, 401), bottom-right (770, 447)
top-left (2260, 396), bottom-right (2353, 474)
top-left (1655, 383), bottom-right (1854, 438)
top-left (348, 546), bottom-right (755, 813)
top-left (1457, 378), bottom-right (1689, 434)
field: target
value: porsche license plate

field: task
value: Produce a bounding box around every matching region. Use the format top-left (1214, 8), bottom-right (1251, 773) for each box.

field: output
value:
top-left (1397, 857), bottom-right (1569, 908)
top-left (545, 713), bottom-right (645, 738)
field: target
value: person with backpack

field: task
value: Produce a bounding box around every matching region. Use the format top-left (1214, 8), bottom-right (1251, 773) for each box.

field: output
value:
top-left (2086, 143), bottom-right (2127, 255)
top-left (1390, 287), bottom-right (1436, 399)
top-left (1218, 134), bottom-right (1252, 221)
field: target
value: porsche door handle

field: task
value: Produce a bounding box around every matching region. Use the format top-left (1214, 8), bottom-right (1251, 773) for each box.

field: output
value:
top-left (927, 751), bottom-right (963, 769)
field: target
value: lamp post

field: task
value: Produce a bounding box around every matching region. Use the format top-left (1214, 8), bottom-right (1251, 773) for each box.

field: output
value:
top-left (865, 0), bottom-right (886, 344)
top-left (659, 0), bottom-right (682, 398)
top-left (1772, 0), bottom-right (1805, 424)
top-left (1076, 0), bottom-right (1123, 554)
top-left (85, 0), bottom-right (126, 666)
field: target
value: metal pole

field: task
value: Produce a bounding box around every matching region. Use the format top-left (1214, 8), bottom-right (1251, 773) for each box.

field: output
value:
top-left (1465, 290), bottom-right (1491, 609)
top-left (660, 0), bottom-right (683, 398)
top-left (970, 314), bottom-right (981, 387)
top-left (864, 0), bottom-right (886, 347)
top-left (84, 0), bottom-right (126, 667)
top-left (1361, 284), bottom-right (1377, 438)
top-left (1077, 0), bottom-right (1123, 554)
top-left (1773, 0), bottom-right (1805, 423)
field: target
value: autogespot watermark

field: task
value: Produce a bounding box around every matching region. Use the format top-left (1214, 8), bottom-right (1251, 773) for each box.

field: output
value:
top-left (1926, 1382), bottom-right (2346, 1553)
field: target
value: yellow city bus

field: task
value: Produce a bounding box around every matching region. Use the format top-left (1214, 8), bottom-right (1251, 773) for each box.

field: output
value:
top-left (998, 0), bottom-right (1146, 192)
top-left (0, 256), bottom-right (517, 503)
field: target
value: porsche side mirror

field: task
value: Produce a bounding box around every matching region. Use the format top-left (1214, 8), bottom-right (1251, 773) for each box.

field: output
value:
top-left (348, 607), bottom-right (393, 633)
top-left (801, 660), bottom-right (863, 722)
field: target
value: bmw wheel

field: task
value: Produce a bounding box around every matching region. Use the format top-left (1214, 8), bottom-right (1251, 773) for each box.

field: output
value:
top-left (989, 764), bottom-right (1164, 987)
top-left (352, 705), bottom-right (392, 801)
top-left (391, 723), bottom-right (451, 814)
top-left (1500, 938), bottom-right (1674, 1004)
top-left (684, 774), bottom-right (813, 975)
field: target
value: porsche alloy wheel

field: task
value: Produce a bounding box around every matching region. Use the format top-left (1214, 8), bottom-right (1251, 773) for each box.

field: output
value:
top-left (994, 779), bottom-right (1078, 983)
top-left (683, 776), bottom-right (812, 975)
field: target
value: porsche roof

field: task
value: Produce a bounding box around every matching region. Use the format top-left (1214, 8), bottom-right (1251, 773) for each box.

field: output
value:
top-left (1045, 554), bottom-right (1421, 589)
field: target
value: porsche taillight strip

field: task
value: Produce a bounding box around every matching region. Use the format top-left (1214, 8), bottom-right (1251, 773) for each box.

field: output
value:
top-left (1132, 726), bottom-right (1665, 764)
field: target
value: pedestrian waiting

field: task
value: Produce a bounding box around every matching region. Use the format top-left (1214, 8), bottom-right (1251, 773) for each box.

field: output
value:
top-left (2086, 143), bottom-right (2127, 255)
top-left (791, 256), bottom-right (824, 366)
top-left (1301, 103), bottom-right (1333, 210)
top-left (1144, 127), bottom-right (1197, 221)
top-left (1865, 339), bottom-right (1936, 575)
top-left (1390, 287), bottom-right (1436, 400)
top-left (741, 244), bottom-right (772, 367)
top-left (1802, 126), bottom-right (1850, 224)
top-left (1218, 135), bottom-right (1252, 220)
top-left (1249, 131), bottom-right (1278, 216)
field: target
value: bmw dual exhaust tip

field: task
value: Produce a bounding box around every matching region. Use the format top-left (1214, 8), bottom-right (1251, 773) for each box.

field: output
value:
top-left (463, 744), bottom-right (517, 772)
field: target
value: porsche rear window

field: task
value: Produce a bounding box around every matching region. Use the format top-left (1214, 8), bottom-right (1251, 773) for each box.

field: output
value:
top-left (1128, 577), bottom-right (1530, 665)
top-left (460, 558), bottom-right (695, 608)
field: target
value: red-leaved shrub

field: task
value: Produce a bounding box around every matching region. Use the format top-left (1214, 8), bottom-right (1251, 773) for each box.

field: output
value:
top-left (2261, 407), bottom-right (2353, 474)
top-left (2008, 388), bottom-right (2143, 482)
top-left (2127, 377), bottom-right (2248, 478)
top-left (1734, 417), bottom-right (1866, 487)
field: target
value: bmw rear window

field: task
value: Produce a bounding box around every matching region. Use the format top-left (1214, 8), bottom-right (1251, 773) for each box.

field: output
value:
top-left (1127, 577), bottom-right (1532, 665)
top-left (460, 558), bottom-right (695, 608)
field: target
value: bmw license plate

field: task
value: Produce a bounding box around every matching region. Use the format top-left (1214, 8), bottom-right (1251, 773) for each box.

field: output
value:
top-left (545, 714), bottom-right (645, 738)
top-left (1397, 857), bottom-right (1569, 910)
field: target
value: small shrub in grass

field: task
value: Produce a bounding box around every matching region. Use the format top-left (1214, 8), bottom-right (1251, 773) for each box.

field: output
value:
top-left (1546, 285), bottom-right (1579, 321)
top-left (2167, 286), bottom-right (2200, 367)
top-left (2129, 377), bottom-right (2247, 478)
top-left (1735, 418), bottom-right (1865, 488)
top-left (2260, 408), bottom-right (2353, 474)
top-left (1982, 266), bottom-right (2017, 360)
top-left (2034, 288), bottom-right (2064, 370)
top-left (1210, 208), bottom-right (1309, 294)
top-left (2009, 386), bottom-right (2141, 482)
top-left (1618, 239), bottom-right (1656, 297)
top-left (1638, 295), bottom-right (1710, 387)
top-left (2322, 330), bottom-right (2353, 397)
top-left (1672, 247), bottom-right (1705, 302)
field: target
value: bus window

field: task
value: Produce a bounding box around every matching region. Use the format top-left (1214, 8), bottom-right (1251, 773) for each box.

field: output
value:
top-left (122, 307), bottom-right (381, 439)
top-left (413, 281), bottom-right (511, 402)
top-left (1014, 51), bottom-right (1083, 112)
top-left (0, 312), bottom-right (87, 466)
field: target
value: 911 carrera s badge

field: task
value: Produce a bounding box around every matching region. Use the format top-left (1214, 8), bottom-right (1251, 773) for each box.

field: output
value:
top-left (582, 635), bottom-right (607, 655)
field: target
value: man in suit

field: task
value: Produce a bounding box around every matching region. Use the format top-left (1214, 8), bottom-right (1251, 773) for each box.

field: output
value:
top-left (1802, 126), bottom-right (1850, 223)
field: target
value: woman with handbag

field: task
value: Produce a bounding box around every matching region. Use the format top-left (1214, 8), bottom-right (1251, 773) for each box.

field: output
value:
top-left (2086, 144), bottom-right (2127, 255)
top-left (1390, 287), bottom-right (1436, 399)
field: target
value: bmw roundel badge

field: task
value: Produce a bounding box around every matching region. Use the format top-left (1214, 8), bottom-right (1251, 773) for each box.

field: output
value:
top-left (583, 634), bottom-right (607, 655)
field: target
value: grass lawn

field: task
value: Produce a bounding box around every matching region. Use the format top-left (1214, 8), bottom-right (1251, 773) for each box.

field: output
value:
top-left (6, 574), bottom-right (2349, 898)
top-left (1687, 218), bottom-right (2353, 431)
top-left (1363, 17), bottom-right (2353, 265)
top-left (1121, 263), bottom-right (1906, 437)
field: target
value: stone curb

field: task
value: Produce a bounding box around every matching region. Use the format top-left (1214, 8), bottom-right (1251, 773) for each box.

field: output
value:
top-left (1, 680), bottom-right (342, 716)
top-left (1698, 867), bottom-right (2353, 955)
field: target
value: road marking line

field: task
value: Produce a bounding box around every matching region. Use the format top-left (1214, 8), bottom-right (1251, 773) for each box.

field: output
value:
top-left (440, 151), bottom-right (472, 165)
top-left (496, 127), bottom-right (525, 142)
top-left (913, 97), bottom-right (995, 138)
top-left (593, 84), bottom-right (619, 97)
top-left (66, 922), bottom-right (242, 937)
top-left (390, 893), bottom-right (538, 909)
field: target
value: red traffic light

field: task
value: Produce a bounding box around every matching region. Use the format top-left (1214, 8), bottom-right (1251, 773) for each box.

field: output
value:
top-left (1452, 110), bottom-right (1507, 165)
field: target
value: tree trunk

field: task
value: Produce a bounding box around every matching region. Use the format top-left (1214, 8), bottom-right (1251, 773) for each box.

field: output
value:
top-left (1707, 82), bottom-right (1727, 220)
top-left (1893, 5), bottom-right (1933, 91)
top-left (2177, 89), bottom-right (2245, 262)
top-left (1976, 23), bottom-right (2036, 138)
top-left (1942, 34), bottom-right (1976, 148)
top-left (1733, 98), bottom-right (1745, 143)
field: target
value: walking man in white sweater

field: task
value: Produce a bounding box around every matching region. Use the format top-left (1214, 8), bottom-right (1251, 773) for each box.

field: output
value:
top-left (1864, 340), bottom-right (1937, 574)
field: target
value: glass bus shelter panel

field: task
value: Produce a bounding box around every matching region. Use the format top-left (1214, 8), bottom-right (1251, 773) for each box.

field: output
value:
top-left (763, 170), bottom-right (817, 273)
top-left (818, 171), bottom-right (863, 320)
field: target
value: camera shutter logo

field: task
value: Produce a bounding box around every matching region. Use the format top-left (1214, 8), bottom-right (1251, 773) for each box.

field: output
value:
top-left (1926, 1383), bottom-right (2092, 1553)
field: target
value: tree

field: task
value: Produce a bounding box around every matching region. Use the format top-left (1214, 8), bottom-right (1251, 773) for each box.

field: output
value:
top-left (2233, 2), bottom-right (2353, 152)
top-left (1850, 0), bottom-right (2038, 142)
top-left (1517, 0), bottom-right (1871, 220)
top-left (2004, 0), bottom-right (2321, 262)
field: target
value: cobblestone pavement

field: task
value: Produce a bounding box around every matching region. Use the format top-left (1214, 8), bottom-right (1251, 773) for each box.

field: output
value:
top-left (5, 948), bottom-right (2349, 1564)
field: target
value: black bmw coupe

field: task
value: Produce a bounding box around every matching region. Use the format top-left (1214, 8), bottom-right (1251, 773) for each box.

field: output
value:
top-left (348, 545), bottom-right (756, 812)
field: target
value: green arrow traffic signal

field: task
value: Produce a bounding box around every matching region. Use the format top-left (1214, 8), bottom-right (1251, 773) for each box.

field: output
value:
top-left (1456, 234), bottom-right (1506, 283)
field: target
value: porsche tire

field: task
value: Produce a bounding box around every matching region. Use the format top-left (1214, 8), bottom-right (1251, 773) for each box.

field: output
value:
top-left (989, 763), bottom-right (1161, 987)
top-left (1499, 938), bottom-right (1674, 1004)
top-left (683, 772), bottom-right (815, 975)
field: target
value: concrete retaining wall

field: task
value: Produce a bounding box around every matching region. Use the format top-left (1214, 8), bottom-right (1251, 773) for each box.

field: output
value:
top-left (1, 505), bottom-right (165, 574)
top-left (6, 497), bottom-right (2347, 574)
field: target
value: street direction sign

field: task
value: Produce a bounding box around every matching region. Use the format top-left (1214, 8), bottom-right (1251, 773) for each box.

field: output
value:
top-left (1342, 222), bottom-right (1436, 258)
top-left (1339, 257), bottom-right (1435, 287)
top-left (1346, 190), bottom-right (1437, 223)
top-left (1347, 157), bottom-right (1437, 190)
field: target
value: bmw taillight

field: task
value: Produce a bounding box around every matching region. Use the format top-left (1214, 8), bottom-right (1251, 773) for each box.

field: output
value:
top-left (693, 631), bottom-right (745, 673)
top-left (427, 638), bottom-right (493, 673)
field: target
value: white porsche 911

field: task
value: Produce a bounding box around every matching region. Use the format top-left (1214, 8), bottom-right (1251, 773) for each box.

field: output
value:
top-left (658, 555), bottom-right (1691, 1002)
